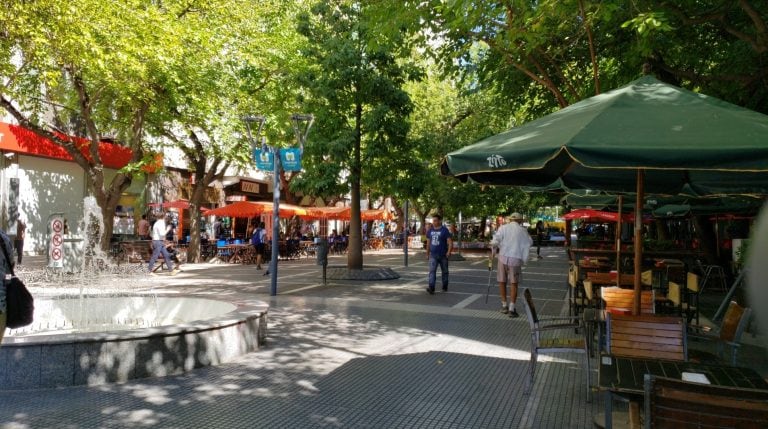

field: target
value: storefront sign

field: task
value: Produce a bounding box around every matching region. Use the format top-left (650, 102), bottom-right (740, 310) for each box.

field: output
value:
top-left (279, 148), bottom-right (302, 171)
top-left (240, 180), bottom-right (262, 194)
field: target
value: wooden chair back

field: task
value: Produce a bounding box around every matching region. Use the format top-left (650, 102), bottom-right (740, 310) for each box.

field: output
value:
top-left (667, 281), bottom-right (682, 307)
top-left (583, 280), bottom-right (594, 301)
top-left (607, 313), bottom-right (687, 361)
top-left (644, 375), bottom-right (768, 429)
top-left (642, 270), bottom-right (653, 287)
top-left (568, 262), bottom-right (579, 288)
top-left (686, 272), bottom-right (700, 293)
top-left (720, 301), bottom-right (750, 343)
top-left (601, 286), bottom-right (655, 314)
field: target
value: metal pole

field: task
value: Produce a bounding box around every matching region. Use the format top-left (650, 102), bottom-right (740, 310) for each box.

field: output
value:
top-left (404, 200), bottom-right (409, 267)
top-left (270, 149), bottom-right (280, 296)
top-left (458, 211), bottom-right (463, 256)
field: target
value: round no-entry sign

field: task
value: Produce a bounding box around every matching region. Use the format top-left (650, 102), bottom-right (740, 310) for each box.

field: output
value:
top-left (51, 247), bottom-right (62, 260)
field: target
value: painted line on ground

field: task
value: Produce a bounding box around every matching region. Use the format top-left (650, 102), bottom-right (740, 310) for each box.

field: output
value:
top-left (453, 294), bottom-right (483, 309)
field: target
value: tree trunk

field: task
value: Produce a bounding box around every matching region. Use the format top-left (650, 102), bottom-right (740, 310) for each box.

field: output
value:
top-left (347, 102), bottom-right (364, 270)
top-left (186, 181), bottom-right (208, 263)
top-left (280, 171), bottom-right (298, 205)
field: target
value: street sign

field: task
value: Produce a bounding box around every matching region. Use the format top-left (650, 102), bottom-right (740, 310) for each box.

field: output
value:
top-left (279, 148), bottom-right (302, 171)
top-left (253, 149), bottom-right (274, 171)
top-left (48, 216), bottom-right (64, 268)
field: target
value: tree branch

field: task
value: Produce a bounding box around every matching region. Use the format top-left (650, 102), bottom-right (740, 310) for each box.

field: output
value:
top-left (579, 0), bottom-right (600, 94)
top-left (69, 68), bottom-right (102, 165)
top-left (0, 95), bottom-right (91, 167)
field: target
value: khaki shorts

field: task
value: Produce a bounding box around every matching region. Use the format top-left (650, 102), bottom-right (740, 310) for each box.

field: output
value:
top-left (498, 258), bottom-right (523, 284)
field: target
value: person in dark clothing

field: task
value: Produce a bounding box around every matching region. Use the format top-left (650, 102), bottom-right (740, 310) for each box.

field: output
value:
top-left (14, 218), bottom-right (25, 264)
top-left (535, 220), bottom-right (545, 259)
top-left (425, 214), bottom-right (453, 294)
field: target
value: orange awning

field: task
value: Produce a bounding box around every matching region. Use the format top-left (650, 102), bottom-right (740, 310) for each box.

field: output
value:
top-left (300, 207), bottom-right (395, 221)
top-left (361, 209), bottom-right (395, 221)
top-left (302, 206), bottom-right (350, 220)
top-left (206, 201), bottom-right (307, 218)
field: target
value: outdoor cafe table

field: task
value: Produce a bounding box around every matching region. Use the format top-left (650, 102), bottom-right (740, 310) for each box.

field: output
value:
top-left (598, 354), bottom-right (768, 428)
top-left (225, 243), bottom-right (253, 264)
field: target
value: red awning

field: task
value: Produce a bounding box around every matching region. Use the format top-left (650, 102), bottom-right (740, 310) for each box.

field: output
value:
top-left (563, 209), bottom-right (629, 223)
top-left (0, 122), bottom-right (134, 169)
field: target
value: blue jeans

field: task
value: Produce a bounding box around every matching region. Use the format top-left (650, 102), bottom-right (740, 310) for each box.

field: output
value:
top-left (428, 255), bottom-right (449, 291)
top-left (148, 240), bottom-right (174, 272)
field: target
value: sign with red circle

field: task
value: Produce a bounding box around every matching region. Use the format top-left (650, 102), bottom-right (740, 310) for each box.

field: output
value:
top-left (49, 216), bottom-right (66, 268)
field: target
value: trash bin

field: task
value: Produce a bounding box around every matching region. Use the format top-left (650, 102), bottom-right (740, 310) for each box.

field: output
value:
top-left (316, 238), bottom-right (328, 266)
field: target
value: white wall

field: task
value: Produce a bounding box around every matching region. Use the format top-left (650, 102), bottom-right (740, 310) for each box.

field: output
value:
top-left (16, 155), bottom-right (86, 254)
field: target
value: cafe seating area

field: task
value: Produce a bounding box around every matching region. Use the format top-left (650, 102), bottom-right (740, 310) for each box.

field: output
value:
top-left (563, 244), bottom-right (765, 428)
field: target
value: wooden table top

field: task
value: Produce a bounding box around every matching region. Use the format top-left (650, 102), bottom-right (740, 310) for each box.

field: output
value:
top-left (598, 355), bottom-right (768, 395)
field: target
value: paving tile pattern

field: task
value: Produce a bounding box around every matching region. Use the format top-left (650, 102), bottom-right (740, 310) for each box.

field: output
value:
top-left (1, 249), bottom-right (606, 428)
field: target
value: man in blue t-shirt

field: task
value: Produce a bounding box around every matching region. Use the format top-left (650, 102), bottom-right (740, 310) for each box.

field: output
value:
top-left (425, 214), bottom-right (453, 294)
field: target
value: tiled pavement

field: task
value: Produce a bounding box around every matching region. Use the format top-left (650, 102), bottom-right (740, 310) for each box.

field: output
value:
top-left (0, 247), bottom-right (762, 428)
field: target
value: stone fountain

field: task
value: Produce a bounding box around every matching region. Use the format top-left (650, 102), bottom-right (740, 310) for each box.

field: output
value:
top-left (0, 197), bottom-right (268, 389)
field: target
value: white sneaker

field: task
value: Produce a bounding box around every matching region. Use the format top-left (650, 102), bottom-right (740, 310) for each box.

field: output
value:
top-left (170, 268), bottom-right (180, 276)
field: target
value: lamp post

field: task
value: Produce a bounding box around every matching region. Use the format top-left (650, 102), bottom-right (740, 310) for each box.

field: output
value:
top-left (243, 114), bottom-right (312, 296)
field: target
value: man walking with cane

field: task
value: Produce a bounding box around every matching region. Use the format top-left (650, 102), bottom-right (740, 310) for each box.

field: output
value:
top-left (490, 212), bottom-right (532, 317)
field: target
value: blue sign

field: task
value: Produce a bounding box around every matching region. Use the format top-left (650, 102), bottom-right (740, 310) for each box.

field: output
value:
top-left (279, 148), bottom-right (302, 172)
top-left (253, 149), bottom-right (274, 171)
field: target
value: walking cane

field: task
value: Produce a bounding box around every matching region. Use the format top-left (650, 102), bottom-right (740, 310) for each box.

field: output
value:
top-left (485, 246), bottom-right (494, 303)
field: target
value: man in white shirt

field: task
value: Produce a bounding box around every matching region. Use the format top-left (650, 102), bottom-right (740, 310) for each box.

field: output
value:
top-left (490, 212), bottom-right (532, 317)
top-left (148, 213), bottom-right (179, 276)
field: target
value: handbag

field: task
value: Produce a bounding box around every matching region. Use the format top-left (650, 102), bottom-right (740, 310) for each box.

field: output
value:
top-left (0, 237), bottom-right (33, 329)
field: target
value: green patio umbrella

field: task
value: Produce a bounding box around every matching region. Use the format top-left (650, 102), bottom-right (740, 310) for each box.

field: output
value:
top-left (441, 75), bottom-right (768, 314)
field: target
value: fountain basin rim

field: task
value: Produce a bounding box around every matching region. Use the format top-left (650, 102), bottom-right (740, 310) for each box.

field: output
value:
top-left (2, 294), bottom-right (268, 347)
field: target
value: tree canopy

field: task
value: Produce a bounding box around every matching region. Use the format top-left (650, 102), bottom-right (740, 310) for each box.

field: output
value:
top-left (2, 0), bottom-right (766, 254)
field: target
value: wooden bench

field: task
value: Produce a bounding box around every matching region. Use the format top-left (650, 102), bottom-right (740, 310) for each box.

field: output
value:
top-left (607, 313), bottom-right (687, 361)
top-left (601, 286), bottom-right (655, 315)
top-left (118, 240), bottom-right (179, 269)
top-left (119, 240), bottom-right (154, 263)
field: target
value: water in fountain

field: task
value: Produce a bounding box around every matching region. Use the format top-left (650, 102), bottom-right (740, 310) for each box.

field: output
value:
top-left (7, 197), bottom-right (157, 337)
top-left (80, 195), bottom-right (108, 274)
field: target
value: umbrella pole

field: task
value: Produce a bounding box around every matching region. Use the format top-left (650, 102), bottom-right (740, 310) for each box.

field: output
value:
top-left (616, 195), bottom-right (623, 287)
top-left (633, 170), bottom-right (644, 315)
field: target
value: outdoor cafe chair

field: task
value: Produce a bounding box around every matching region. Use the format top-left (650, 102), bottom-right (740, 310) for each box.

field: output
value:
top-left (696, 260), bottom-right (728, 293)
top-left (643, 374), bottom-right (768, 429)
top-left (689, 301), bottom-right (752, 366)
top-left (522, 288), bottom-right (591, 401)
top-left (603, 313), bottom-right (687, 427)
top-left (568, 263), bottom-right (591, 317)
top-left (216, 239), bottom-right (231, 259)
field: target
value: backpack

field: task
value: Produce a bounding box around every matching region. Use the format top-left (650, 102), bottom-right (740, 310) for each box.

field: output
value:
top-left (0, 235), bottom-right (33, 329)
top-left (252, 228), bottom-right (262, 245)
